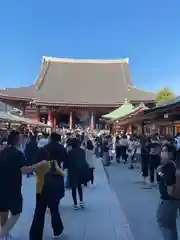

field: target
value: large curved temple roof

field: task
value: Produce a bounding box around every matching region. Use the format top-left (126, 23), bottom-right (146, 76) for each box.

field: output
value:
top-left (0, 56), bottom-right (155, 106)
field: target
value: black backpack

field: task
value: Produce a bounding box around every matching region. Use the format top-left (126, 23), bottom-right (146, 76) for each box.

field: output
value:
top-left (43, 160), bottom-right (65, 200)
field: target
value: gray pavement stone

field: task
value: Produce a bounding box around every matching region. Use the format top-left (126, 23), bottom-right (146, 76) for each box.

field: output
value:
top-left (105, 162), bottom-right (180, 240)
top-left (11, 159), bottom-right (134, 240)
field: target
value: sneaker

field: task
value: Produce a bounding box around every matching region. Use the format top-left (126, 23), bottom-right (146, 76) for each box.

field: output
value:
top-left (128, 165), bottom-right (134, 169)
top-left (143, 181), bottom-right (152, 189)
top-left (72, 204), bottom-right (79, 210)
top-left (52, 231), bottom-right (64, 238)
top-left (150, 182), bottom-right (157, 188)
top-left (2, 236), bottom-right (17, 240)
top-left (79, 201), bottom-right (85, 209)
top-left (46, 208), bottom-right (51, 214)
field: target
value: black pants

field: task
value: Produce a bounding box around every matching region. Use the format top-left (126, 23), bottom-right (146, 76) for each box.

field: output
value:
top-left (141, 155), bottom-right (149, 178)
top-left (100, 146), bottom-right (103, 158)
top-left (72, 185), bottom-right (83, 205)
top-left (176, 150), bottom-right (180, 169)
top-left (116, 147), bottom-right (121, 161)
top-left (29, 193), bottom-right (63, 240)
top-left (90, 168), bottom-right (94, 184)
top-left (149, 155), bottom-right (160, 183)
top-left (121, 146), bottom-right (127, 162)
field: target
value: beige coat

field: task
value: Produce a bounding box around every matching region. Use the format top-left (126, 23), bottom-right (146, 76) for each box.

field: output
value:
top-left (86, 149), bottom-right (95, 168)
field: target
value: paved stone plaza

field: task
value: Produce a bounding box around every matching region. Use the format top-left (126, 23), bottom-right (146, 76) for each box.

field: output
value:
top-left (105, 162), bottom-right (180, 240)
top-left (11, 159), bottom-right (134, 240)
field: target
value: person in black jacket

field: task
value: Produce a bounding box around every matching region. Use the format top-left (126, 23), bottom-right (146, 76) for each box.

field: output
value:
top-left (65, 138), bottom-right (89, 210)
top-left (25, 133), bottom-right (38, 177)
top-left (44, 133), bottom-right (67, 167)
top-left (102, 136), bottom-right (109, 166)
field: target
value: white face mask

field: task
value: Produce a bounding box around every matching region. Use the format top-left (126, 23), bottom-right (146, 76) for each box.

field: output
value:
top-left (161, 152), bottom-right (169, 161)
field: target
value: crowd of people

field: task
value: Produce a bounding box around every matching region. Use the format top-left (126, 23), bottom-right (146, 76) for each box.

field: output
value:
top-left (95, 132), bottom-right (180, 240)
top-left (0, 129), bottom-right (96, 240)
top-left (0, 128), bottom-right (180, 240)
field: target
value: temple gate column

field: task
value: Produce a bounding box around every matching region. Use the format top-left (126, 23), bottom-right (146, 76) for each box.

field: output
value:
top-left (141, 121), bottom-right (145, 135)
top-left (35, 106), bottom-right (40, 122)
top-left (90, 111), bottom-right (94, 130)
top-left (127, 124), bottom-right (132, 135)
top-left (53, 110), bottom-right (57, 129)
top-left (47, 108), bottom-right (52, 126)
top-left (137, 123), bottom-right (142, 135)
top-left (22, 104), bottom-right (26, 116)
top-left (69, 111), bottom-right (73, 130)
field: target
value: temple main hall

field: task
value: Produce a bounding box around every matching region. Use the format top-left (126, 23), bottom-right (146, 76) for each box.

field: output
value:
top-left (0, 56), bottom-right (155, 129)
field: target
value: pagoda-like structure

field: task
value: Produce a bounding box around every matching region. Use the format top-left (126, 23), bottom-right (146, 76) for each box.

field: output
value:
top-left (0, 56), bottom-right (155, 129)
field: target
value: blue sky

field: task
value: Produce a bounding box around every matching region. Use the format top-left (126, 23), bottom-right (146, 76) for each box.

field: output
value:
top-left (0, 0), bottom-right (179, 94)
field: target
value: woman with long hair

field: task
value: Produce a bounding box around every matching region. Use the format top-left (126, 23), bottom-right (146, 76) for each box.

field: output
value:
top-left (66, 138), bottom-right (89, 210)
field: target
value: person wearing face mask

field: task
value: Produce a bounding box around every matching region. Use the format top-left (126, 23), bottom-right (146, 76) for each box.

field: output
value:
top-left (148, 135), bottom-right (161, 186)
top-left (157, 144), bottom-right (180, 240)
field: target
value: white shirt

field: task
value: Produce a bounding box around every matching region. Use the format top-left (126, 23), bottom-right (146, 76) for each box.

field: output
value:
top-left (120, 138), bottom-right (128, 147)
top-left (38, 138), bottom-right (49, 148)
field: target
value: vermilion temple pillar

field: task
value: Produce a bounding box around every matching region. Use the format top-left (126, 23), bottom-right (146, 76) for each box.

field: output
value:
top-left (127, 124), bottom-right (132, 134)
top-left (90, 111), bottom-right (94, 130)
top-left (53, 110), bottom-right (57, 129)
top-left (69, 111), bottom-right (73, 130)
top-left (47, 108), bottom-right (52, 126)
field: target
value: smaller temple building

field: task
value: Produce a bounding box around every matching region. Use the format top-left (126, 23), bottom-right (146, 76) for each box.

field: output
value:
top-left (109, 97), bottom-right (180, 137)
top-left (0, 57), bottom-right (155, 129)
top-left (102, 100), bottom-right (147, 134)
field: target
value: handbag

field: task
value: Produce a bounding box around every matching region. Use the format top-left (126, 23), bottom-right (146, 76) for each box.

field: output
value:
top-left (167, 170), bottom-right (180, 199)
top-left (43, 160), bottom-right (65, 200)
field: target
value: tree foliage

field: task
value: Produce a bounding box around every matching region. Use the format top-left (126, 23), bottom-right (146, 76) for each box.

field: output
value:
top-left (156, 88), bottom-right (176, 104)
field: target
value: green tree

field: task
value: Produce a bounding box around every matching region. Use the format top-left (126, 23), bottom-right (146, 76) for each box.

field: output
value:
top-left (156, 88), bottom-right (176, 104)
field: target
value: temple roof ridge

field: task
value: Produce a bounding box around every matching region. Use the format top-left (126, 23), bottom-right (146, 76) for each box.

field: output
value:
top-left (128, 85), bottom-right (155, 94)
top-left (43, 56), bottom-right (129, 64)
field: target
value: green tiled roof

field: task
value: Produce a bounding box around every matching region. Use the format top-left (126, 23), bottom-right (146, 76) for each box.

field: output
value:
top-left (146, 96), bottom-right (180, 113)
top-left (10, 114), bottom-right (36, 124)
top-left (156, 97), bottom-right (180, 107)
top-left (102, 101), bottom-right (147, 121)
top-left (0, 112), bottom-right (35, 123)
top-left (102, 102), bottom-right (147, 120)
top-left (0, 111), bottom-right (20, 122)
top-left (102, 101), bottom-right (133, 120)
top-left (0, 112), bottom-right (49, 127)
